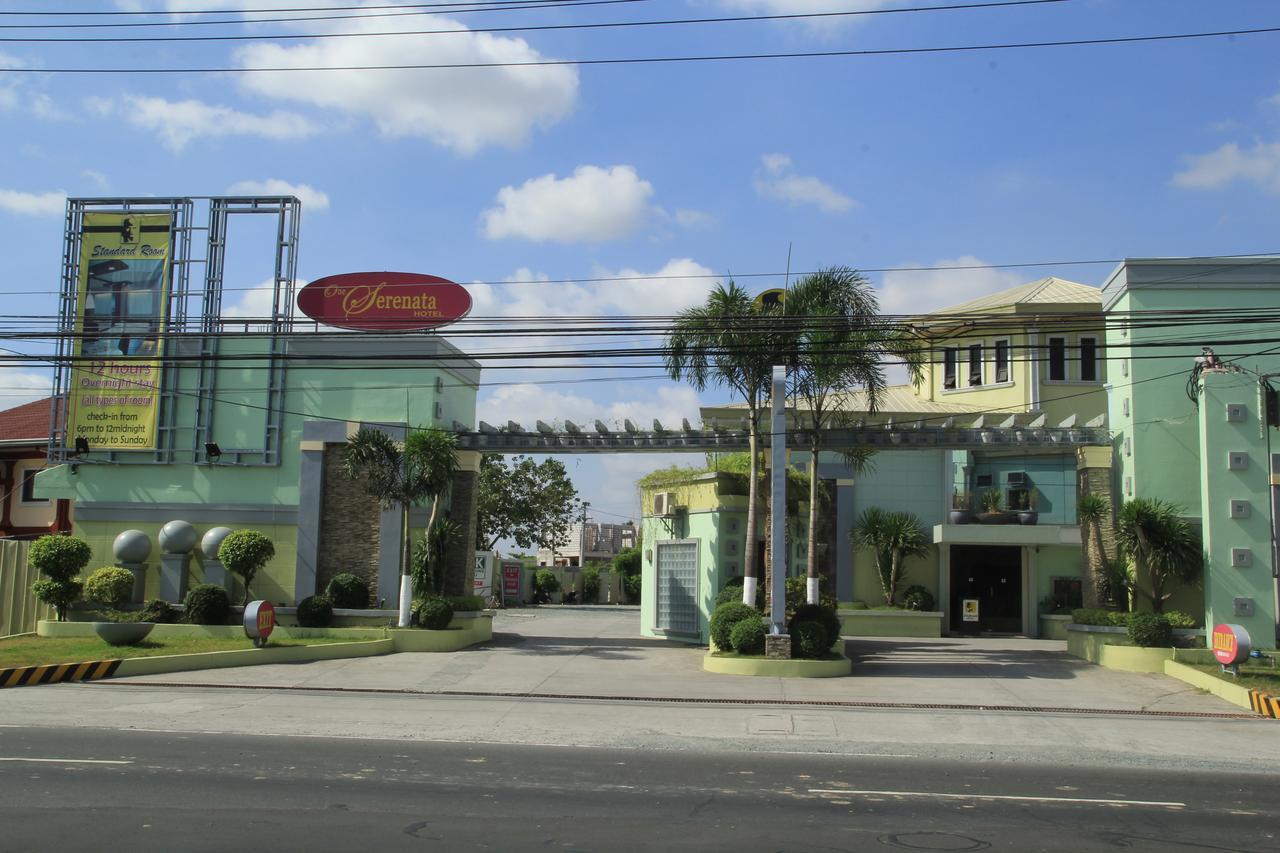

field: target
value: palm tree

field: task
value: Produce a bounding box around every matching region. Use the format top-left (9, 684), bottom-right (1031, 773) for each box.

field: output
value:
top-left (1114, 497), bottom-right (1201, 613)
top-left (785, 267), bottom-right (925, 603)
top-left (1076, 492), bottom-right (1110, 609)
top-left (344, 426), bottom-right (458, 626)
top-left (852, 507), bottom-right (931, 606)
top-left (665, 281), bottom-right (776, 606)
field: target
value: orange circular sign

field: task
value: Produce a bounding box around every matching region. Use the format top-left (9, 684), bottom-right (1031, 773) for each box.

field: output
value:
top-left (1211, 623), bottom-right (1250, 666)
top-left (244, 599), bottom-right (276, 645)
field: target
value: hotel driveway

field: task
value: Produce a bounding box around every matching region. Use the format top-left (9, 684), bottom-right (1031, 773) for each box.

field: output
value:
top-left (106, 607), bottom-right (1236, 715)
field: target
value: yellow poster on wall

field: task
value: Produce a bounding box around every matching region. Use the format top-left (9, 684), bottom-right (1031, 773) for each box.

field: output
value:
top-left (66, 212), bottom-right (173, 451)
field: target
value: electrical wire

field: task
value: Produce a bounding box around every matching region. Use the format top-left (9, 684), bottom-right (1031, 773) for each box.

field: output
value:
top-left (3, 24), bottom-right (1277, 73)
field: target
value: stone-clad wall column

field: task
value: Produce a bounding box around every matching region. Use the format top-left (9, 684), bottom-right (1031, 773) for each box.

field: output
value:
top-left (442, 450), bottom-right (481, 597)
top-left (1076, 445), bottom-right (1116, 608)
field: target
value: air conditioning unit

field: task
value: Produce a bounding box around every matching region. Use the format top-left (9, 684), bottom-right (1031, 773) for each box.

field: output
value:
top-left (653, 492), bottom-right (677, 517)
top-left (1007, 471), bottom-right (1028, 486)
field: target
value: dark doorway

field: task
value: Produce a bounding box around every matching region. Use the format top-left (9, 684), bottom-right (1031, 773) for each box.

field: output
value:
top-left (949, 545), bottom-right (1023, 634)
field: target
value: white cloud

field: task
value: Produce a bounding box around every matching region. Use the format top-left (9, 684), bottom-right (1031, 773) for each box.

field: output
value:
top-left (234, 14), bottom-right (577, 155)
top-left (719, 0), bottom-right (894, 33)
top-left (222, 277), bottom-right (309, 320)
top-left (1171, 141), bottom-right (1280, 195)
top-left (0, 189), bottom-right (66, 216)
top-left (482, 165), bottom-right (654, 243)
top-left (477, 384), bottom-right (704, 433)
top-left (81, 170), bottom-right (109, 190)
top-left (92, 95), bottom-right (318, 151)
top-left (754, 153), bottom-right (855, 213)
top-left (673, 208), bottom-right (713, 228)
top-left (30, 93), bottom-right (70, 121)
top-left (877, 256), bottom-right (1023, 317)
top-left (0, 370), bottom-right (52, 406)
top-left (226, 179), bottom-right (330, 211)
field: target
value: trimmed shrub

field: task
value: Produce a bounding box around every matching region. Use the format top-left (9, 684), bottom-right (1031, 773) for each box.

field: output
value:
top-left (792, 620), bottom-right (829, 659)
top-left (900, 585), bottom-right (935, 612)
top-left (1071, 608), bottom-right (1128, 627)
top-left (326, 573), bottom-right (370, 609)
top-left (416, 596), bottom-right (454, 630)
top-left (622, 572), bottom-right (641, 604)
top-left (788, 603), bottom-right (841, 649)
top-left (729, 617), bottom-right (767, 655)
top-left (138, 598), bottom-right (176, 624)
top-left (31, 579), bottom-right (82, 622)
top-left (296, 595), bottom-right (334, 628)
top-left (710, 601), bottom-right (760, 651)
top-left (184, 584), bottom-right (231, 625)
top-left (84, 567), bottom-right (135, 607)
top-left (1164, 610), bottom-right (1198, 629)
top-left (581, 566), bottom-right (601, 602)
top-left (218, 530), bottom-right (275, 604)
top-left (533, 569), bottom-right (560, 596)
top-left (784, 575), bottom-right (836, 613)
top-left (1127, 613), bottom-right (1173, 648)
top-left (446, 595), bottom-right (486, 613)
top-left (717, 576), bottom-right (764, 609)
top-left (28, 535), bottom-right (92, 582)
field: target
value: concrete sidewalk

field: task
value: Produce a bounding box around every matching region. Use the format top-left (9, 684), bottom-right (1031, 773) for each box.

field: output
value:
top-left (106, 607), bottom-right (1237, 716)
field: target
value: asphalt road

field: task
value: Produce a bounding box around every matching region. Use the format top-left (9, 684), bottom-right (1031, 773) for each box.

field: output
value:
top-left (0, 726), bottom-right (1275, 852)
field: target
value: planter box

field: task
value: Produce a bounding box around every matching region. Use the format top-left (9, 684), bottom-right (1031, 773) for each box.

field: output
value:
top-left (703, 651), bottom-right (852, 678)
top-left (1066, 624), bottom-right (1208, 672)
top-left (838, 609), bottom-right (943, 638)
top-left (1038, 614), bottom-right (1072, 640)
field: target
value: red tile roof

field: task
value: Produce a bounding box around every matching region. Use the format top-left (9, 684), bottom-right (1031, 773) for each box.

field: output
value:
top-left (0, 398), bottom-right (59, 443)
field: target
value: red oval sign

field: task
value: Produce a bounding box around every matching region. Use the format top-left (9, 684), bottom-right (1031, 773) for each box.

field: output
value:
top-left (1211, 622), bottom-right (1250, 666)
top-left (297, 272), bottom-right (472, 331)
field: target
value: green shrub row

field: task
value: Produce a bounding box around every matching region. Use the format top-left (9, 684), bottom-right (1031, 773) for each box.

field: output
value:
top-left (1071, 608), bottom-right (1201, 630)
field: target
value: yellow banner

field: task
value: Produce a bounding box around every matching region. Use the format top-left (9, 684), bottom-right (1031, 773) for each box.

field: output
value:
top-left (66, 212), bottom-right (172, 451)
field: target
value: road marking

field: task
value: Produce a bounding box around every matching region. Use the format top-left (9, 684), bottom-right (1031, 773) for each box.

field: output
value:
top-left (808, 789), bottom-right (1184, 808)
top-left (0, 757), bottom-right (132, 765)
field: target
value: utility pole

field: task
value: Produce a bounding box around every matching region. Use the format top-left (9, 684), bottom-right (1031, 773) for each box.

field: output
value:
top-left (579, 501), bottom-right (590, 567)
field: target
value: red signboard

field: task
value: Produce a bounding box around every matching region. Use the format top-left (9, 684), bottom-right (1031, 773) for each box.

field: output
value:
top-left (502, 561), bottom-right (522, 598)
top-left (1211, 623), bottom-right (1250, 666)
top-left (297, 272), bottom-right (472, 331)
top-left (244, 599), bottom-right (276, 647)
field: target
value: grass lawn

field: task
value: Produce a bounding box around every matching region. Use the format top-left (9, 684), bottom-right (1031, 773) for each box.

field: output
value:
top-left (0, 634), bottom-right (356, 670)
top-left (1187, 662), bottom-right (1280, 694)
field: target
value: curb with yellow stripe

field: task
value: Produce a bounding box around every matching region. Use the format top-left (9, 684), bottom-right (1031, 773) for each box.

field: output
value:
top-left (0, 658), bottom-right (122, 689)
top-left (1249, 689), bottom-right (1280, 719)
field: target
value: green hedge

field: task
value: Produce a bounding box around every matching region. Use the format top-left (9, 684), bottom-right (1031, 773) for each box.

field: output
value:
top-left (1070, 608), bottom-right (1129, 627)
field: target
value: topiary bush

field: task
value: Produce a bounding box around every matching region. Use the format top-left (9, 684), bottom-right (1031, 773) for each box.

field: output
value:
top-left (217, 529), bottom-right (275, 604)
top-left (184, 584), bottom-right (232, 625)
top-left (326, 573), bottom-right (370, 609)
top-left (788, 603), bottom-right (841, 649)
top-left (416, 596), bottom-right (454, 630)
top-left (1127, 612), bottom-right (1173, 648)
top-left (792, 620), bottom-right (829, 659)
top-left (1164, 610), bottom-right (1198, 629)
top-left (729, 617), bottom-right (767, 655)
top-left (138, 598), bottom-right (176, 624)
top-left (84, 566), bottom-right (136, 607)
top-left (710, 601), bottom-right (760, 651)
top-left (900, 585), bottom-right (935, 612)
top-left (1071, 608), bottom-right (1128, 627)
top-left (28, 534), bottom-right (92, 621)
top-left (718, 575), bottom-right (765, 609)
top-left (296, 594), bottom-right (334, 628)
top-left (581, 566), bottom-right (601, 603)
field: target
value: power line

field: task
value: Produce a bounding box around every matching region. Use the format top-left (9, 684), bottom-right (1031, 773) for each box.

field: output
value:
top-left (4, 24), bottom-right (1278, 73)
top-left (0, 0), bottom-right (1069, 43)
top-left (0, 0), bottom-right (619, 16)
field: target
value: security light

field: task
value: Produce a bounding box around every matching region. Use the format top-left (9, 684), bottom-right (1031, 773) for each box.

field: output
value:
top-left (74, 437), bottom-right (90, 455)
top-left (204, 442), bottom-right (222, 461)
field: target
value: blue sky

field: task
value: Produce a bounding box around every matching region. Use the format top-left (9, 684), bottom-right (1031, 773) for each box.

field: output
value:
top-left (1, 0), bottom-right (1279, 528)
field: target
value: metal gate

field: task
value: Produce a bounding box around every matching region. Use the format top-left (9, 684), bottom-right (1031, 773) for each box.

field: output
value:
top-left (655, 539), bottom-right (699, 635)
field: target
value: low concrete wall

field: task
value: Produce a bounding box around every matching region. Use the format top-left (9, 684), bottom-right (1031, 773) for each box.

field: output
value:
top-left (838, 610), bottom-right (943, 638)
top-left (1067, 625), bottom-right (1212, 672)
top-left (703, 652), bottom-right (852, 678)
top-left (390, 615), bottom-right (492, 652)
top-left (1163, 660), bottom-right (1255, 712)
top-left (114, 640), bottom-right (393, 678)
top-left (1038, 614), bottom-right (1072, 640)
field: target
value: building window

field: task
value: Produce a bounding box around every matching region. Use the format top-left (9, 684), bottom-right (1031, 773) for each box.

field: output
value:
top-left (994, 339), bottom-right (1010, 383)
top-left (943, 348), bottom-right (957, 390)
top-left (968, 344), bottom-right (983, 386)
top-left (1048, 337), bottom-right (1066, 381)
top-left (20, 469), bottom-right (48, 504)
top-left (1080, 337), bottom-right (1098, 382)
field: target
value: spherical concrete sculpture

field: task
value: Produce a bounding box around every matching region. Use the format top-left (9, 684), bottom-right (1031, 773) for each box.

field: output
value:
top-left (112, 529), bottom-right (152, 563)
top-left (158, 520), bottom-right (198, 555)
top-left (201, 527), bottom-right (234, 560)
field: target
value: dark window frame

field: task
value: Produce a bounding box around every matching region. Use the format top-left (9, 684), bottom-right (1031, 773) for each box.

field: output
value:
top-left (1048, 337), bottom-right (1066, 381)
top-left (994, 338), bottom-right (1010, 384)
top-left (968, 344), bottom-right (983, 386)
top-left (1079, 336), bottom-right (1098, 382)
top-left (943, 347), bottom-right (958, 390)
top-left (20, 468), bottom-right (48, 504)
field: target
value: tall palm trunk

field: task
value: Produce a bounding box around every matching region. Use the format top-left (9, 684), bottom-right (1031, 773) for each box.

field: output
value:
top-left (806, 442), bottom-right (819, 604)
top-left (742, 421), bottom-right (761, 607)
top-left (398, 501), bottom-right (413, 627)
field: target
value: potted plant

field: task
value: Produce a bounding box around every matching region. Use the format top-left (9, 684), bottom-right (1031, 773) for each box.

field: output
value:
top-left (1016, 490), bottom-right (1039, 525)
top-left (949, 490), bottom-right (973, 525)
top-left (978, 489), bottom-right (1005, 524)
top-left (84, 565), bottom-right (155, 645)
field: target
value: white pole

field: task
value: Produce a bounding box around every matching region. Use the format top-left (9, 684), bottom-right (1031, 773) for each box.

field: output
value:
top-left (770, 365), bottom-right (787, 634)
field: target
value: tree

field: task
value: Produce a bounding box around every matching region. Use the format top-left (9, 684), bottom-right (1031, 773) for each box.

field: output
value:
top-left (476, 454), bottom-right (580, 556)
top-left (1114, 497), bottom-right (1201, 614)
top-left (666, 280), bottom-right (776, 607)
top-left (218, 529), bottom-right (275, 604)
top-left (1076, 493), bottom-right (1111, 609)
top-left (28, 534), bottom-right (91, 621)
top-left (852, 508), bottom-right (930, 607)
top-left (784, 267), bottom-right (924, 603)
top-left (343, 426), bottom-right (458, 626)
